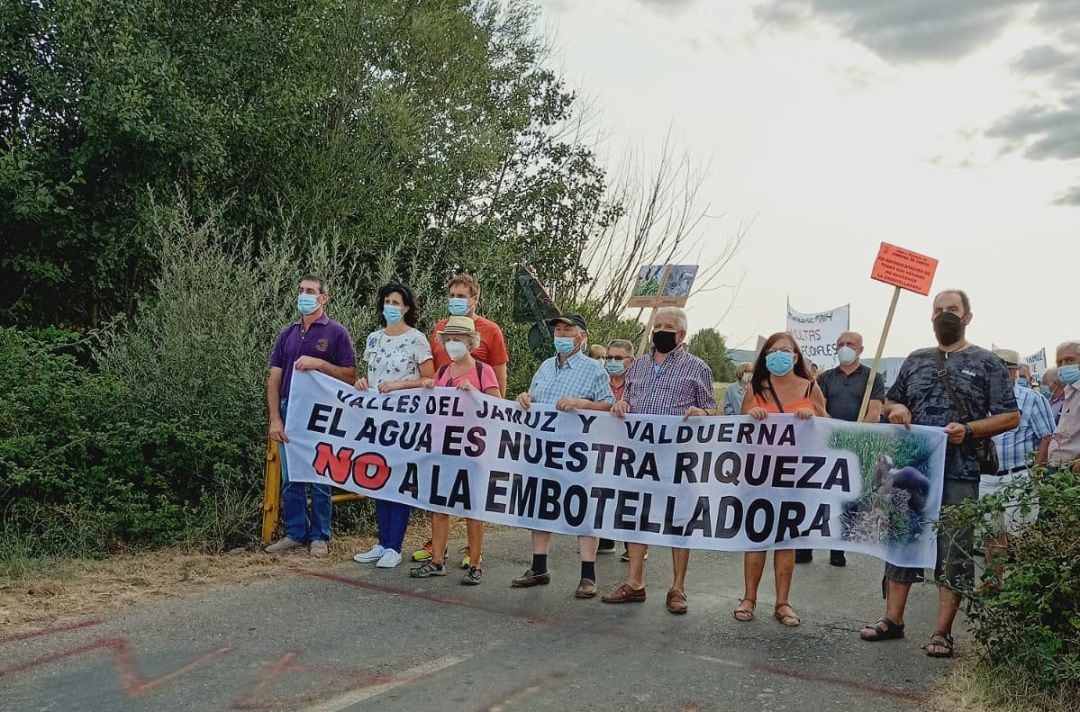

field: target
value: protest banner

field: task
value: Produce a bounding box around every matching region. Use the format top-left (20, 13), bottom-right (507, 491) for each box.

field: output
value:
top-left (786, 301), bottom-right (851, 370)
top-left (285, 372), bottom-right (948, 567)
top-left (859, 243), bottom-right (940, 421)
top-left (1024, 348), bottom-right (1047, 381)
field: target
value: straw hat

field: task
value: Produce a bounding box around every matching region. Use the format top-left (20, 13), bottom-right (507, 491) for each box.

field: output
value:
top-left (437, 316), bottom-right (476, 336)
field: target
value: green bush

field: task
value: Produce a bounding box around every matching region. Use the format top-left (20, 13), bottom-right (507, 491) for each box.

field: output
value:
top-left (938, 465), bottom-right (1080, 694)
top-left (0, 326), bottom-right (261, 556)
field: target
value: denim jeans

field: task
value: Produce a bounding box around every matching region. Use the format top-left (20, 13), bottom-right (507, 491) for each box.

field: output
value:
top-left (280, 399), bottom-right (332, 542)
top-left (376, 501), bottom-right (411, 553)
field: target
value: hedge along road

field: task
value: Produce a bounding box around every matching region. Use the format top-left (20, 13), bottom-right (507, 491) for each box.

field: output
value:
top-left (0, 528), bottom-right (955, 712)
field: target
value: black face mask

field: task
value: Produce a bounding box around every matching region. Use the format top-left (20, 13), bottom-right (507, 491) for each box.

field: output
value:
top-left (933, 312), bottom-right (965, 346)
top-left (652, 330), bottom-right (678, 354)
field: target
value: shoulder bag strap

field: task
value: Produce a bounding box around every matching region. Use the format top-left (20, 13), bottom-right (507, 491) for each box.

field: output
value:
top-left (933, 349), bottom-right (972, 423)
top-left (765, 377), bottom-right (785, 412)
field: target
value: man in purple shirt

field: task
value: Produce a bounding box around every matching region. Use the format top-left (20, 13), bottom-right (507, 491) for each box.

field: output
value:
top-left (601, 307), bottom-right (716, 614)
top-left (265, 275), bottom-right (357, 557)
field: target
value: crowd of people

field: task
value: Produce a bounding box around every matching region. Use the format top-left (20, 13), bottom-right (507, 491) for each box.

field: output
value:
top-left (264, 273), bottom-right (1080, 659)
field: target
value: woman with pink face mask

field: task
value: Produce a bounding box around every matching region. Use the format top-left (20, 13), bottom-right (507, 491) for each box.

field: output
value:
top-left (410, 316), bottom-right (500, 586)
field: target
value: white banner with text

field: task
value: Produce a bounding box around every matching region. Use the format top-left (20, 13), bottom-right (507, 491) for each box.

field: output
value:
top-left (786, 301), bottom-right (851, 371)
top-left (284, 372), bottom-right (947, 567)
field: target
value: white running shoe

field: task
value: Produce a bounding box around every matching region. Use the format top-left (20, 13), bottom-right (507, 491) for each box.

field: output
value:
top-left (353, 545), bottom-right (385, 563)
top-left (376, 549), bottom-right (403, 568)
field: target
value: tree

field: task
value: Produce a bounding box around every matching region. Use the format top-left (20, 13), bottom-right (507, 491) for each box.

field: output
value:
top-left (688, 328), bottom-right (734, 383)
top-left (0, 0), bottom-right (610, 333)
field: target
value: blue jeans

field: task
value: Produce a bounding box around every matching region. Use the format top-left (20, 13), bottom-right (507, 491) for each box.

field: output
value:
top-left (280, 399), bottom-right (332, 542)
top-left (376, 501), bottom-right (411, 553)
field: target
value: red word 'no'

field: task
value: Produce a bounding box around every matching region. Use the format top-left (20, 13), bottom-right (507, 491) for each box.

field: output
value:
top-left (311, 443), bottom-right (391, 490)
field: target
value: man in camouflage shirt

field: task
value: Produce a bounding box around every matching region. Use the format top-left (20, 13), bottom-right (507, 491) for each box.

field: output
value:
top-left (859, 289), bottom-right (1018, 658)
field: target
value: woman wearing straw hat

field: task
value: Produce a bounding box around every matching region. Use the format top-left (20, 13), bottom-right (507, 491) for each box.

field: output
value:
top-left (410, 316), bottom-right (501, 585)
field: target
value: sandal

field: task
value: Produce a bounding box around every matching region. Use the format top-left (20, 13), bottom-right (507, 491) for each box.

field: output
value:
top-left (733, 598), bottom-right (756, 622)
top-left (773, 602), bottom-right (801, 627)
top-left (860, 618), bottom-right (905, 641)
top-left (923, 631), bottom-right (955, 658)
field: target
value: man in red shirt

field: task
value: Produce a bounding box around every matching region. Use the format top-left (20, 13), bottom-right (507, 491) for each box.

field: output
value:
top-left (429, 274), bottom-right (509, 396)
top-left (414, 273), bottom-right (510, 564)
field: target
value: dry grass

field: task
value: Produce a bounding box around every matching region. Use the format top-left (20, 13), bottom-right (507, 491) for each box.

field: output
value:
top-left (924, 654), bottom-right (1080, 712)
top-left (0, 525), bottom-right (447, 635)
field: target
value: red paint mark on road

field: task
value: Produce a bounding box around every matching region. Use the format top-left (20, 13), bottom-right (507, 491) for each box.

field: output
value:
top-left (305, 570), bottom-right (929, 704)
top-left (232, 651), bottom-right (400, 710)
top-left (753, 664), bottom-right (925, 703)
top-left (301, 569), bottom-right (560, 626)
top-left (0, 618), bottom-right (103, 645)
top-left (0, 637), bottom-right (234, 696)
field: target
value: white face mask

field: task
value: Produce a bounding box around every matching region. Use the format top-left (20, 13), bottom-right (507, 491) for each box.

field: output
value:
top-left (741, 373), bottom-right (752, 385)
top-left (445, 340), bottom-right (469, 362)
top-left (837, 346), bottom-right (858, 365)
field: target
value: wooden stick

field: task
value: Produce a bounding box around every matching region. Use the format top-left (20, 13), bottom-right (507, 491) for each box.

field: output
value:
top-left (858, 285), bottom-right (901, 422)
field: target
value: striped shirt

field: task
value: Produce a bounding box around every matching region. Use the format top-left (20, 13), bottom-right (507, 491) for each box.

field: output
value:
top-left (623, 346), bottom-right (716, 416)
top-left (993, 385), bottom-right (1056, 471)
top-left (528, 350), bottom-right (614, 405)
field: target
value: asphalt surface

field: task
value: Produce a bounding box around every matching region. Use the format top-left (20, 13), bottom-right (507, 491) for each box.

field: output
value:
top-left (0, 528), bottom-right (958, 711)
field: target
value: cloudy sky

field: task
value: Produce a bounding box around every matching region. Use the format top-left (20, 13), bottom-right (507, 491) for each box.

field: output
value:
top-left (539, 0), bottom-right (1078, 362)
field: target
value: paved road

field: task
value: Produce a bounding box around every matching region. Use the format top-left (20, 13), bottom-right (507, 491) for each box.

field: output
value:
top-left (0, 529), bottom-right (957, 711)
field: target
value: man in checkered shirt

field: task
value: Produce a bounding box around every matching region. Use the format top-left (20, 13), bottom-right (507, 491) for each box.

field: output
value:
top-left (985, 348), bottom-right (1055, 570)
top-left (601, 306), bottom-right (716, 614)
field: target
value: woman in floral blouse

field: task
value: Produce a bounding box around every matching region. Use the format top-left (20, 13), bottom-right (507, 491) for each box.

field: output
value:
top-left (352, 282), bottom-right (433, 569)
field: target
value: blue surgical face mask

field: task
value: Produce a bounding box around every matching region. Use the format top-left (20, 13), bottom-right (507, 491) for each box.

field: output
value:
top-left (1040, 386), bottom-right (1053, 399)
top-left (605, 359), bottom-right (626, 376)
top-left (1016, 377), bottom-right (1029, 389)
top-left (448, 297), bottom-right (470, 317)
top-left (297, 293), bottom-right (319, 315)
top-left (383, 305), bottom-right (403, 325)
top-left (553, 336), bottom-right (576, 355)
top-left (1059, 364), bottom-right (1080, 385)
top-left (765, 350), bottom-right (795, 377)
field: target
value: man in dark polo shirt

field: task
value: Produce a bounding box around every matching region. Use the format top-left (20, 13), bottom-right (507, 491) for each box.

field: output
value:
top-left (265, 275), bottom-right (357, 557)
top-left (859, 289), bottom-right (1018, 658)
top-left (798, 331), bottom-right (885, 566)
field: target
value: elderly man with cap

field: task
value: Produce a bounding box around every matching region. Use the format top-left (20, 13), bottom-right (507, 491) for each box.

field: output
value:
top-left (602, 306), bottom-right (717, 614)
top-left (512, 312), bottom-right (615, 599)
top-left (1038, 341), bottom-right (1080, 474)
top-left (984, 349), bottom-right (1055, 576)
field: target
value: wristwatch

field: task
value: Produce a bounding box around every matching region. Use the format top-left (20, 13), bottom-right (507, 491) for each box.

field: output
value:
top-left (963, 423), bottom-right (974, 440)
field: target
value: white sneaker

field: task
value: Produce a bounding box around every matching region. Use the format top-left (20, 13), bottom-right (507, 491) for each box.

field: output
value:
top-left (353, 545), bottom-right (385, 563)
top-left (265, 536), bottom-right (303, 554)
top-left (376, 549), bottom-right (403, 568)
top-left (310, 540), bottom-right (329, 558)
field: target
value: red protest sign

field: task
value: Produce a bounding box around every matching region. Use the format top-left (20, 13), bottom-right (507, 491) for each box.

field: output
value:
top-left (870, 243), bottom-right (938, 296)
